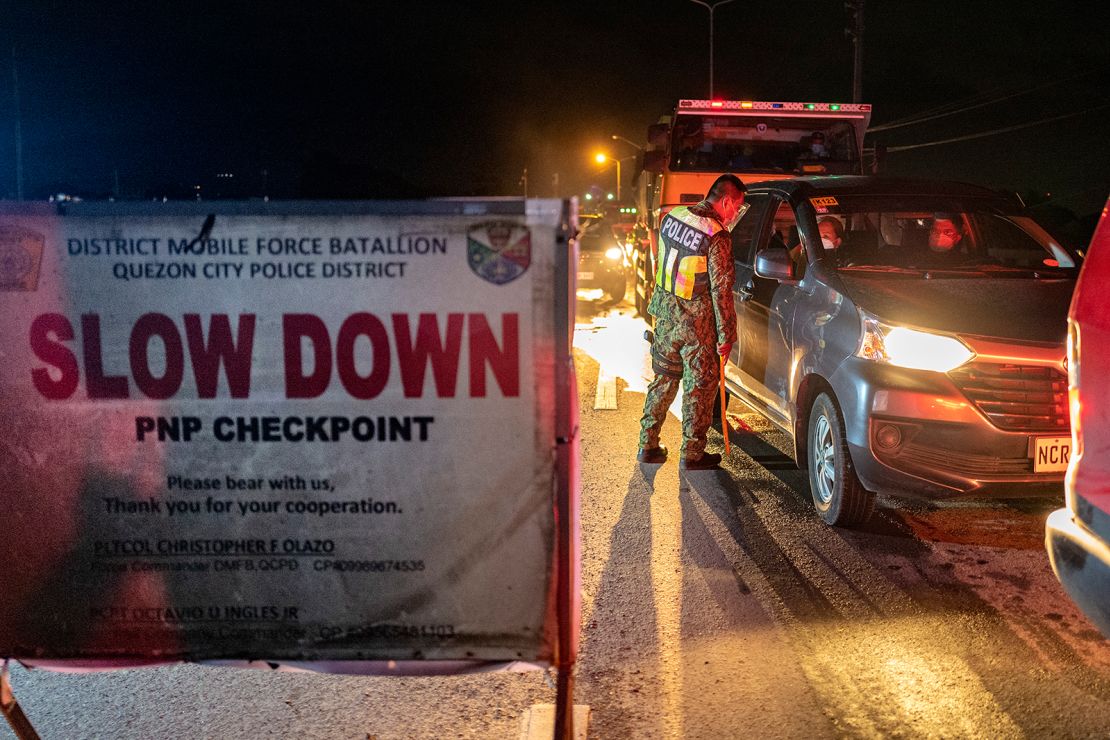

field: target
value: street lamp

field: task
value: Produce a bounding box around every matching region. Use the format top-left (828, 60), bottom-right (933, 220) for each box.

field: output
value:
top-left (687, 0), bottom-right (736, 98)
top-left (593, 152), bottom-right (636, 201)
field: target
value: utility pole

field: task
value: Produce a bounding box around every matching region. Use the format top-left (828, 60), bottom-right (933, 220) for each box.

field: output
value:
top-left (551, 171), bottom-right (559, 198)
top-left (846, 0), bottom-right (865, 102)
top-left (520, 167), bottom-right (528, 198)
top-left (688, 0), bottom-right (736, 98)
top-left (12, 47), bottom-right (25, 200)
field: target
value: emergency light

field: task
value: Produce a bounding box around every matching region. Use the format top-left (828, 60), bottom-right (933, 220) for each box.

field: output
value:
top-left (679, 100), bottom-right (871, 115)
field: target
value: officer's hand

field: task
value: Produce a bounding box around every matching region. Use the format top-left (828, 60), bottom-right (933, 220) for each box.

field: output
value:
top-left (718, 342), bottom-right (732, 359)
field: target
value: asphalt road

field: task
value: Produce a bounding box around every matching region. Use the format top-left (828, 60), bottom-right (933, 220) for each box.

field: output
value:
top-left (4, 294), bottom-right (1109, 738)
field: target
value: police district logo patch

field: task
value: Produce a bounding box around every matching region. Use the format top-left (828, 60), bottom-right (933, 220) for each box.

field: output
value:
top-left (0, 228), bottom-right (45, 292)
top-left (467, 221), bottom-right (530, 285)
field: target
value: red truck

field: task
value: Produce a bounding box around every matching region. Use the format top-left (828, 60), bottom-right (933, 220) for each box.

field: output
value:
top-left (1047, 195), bottom-right (1110, 637)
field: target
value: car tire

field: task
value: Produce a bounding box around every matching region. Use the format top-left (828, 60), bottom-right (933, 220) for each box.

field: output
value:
top-left (607, 275), bottom-right (626, 303)
top-left (635, 249), bottom-right (653, 320)
top-left (640, 276), bottom-right (654, 326)
top-left (807, 392), bottom-right (875, 527)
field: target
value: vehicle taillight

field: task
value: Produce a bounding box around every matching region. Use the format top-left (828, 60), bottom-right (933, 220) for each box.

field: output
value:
top-left (1067, 319), bottom-right (1082, 459)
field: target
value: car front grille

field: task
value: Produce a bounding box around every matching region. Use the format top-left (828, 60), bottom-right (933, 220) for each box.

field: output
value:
top-left (948, 362), bottom-right (1069, 432)
top-left (895, 443), bottom-right (1033, 475)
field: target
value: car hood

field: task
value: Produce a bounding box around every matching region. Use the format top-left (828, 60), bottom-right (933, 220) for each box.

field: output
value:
top-left (838, 275), bottom-right (1075, 344)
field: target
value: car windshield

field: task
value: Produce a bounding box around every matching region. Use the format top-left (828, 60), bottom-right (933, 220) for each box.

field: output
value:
top-left (669, 115), bottom-right (860, 174)
top-left (811, 195), bottom-right (1079, 275)
top-left (576, 218), bottom-right (622, 252)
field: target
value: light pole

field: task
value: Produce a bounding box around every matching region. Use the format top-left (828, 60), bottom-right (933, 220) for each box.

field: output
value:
top-left (593, 153), bottom-right (636, 201)
top-left (687, 0), bottom-right (736, 98)
top-left (611, 134), bottom-right (644, 153)
top-left (846, 0), bottom-right (865, 103)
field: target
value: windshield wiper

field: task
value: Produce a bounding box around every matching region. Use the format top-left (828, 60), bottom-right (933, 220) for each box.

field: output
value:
top-left (922, 264), bottom-right (1073, 279)
top-left (837, 264), bottom-right (924, 276)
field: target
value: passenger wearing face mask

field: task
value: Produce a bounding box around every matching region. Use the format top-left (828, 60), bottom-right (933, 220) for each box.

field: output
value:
top-left (789, 216), bottom-right (844, 267)
top-left (817, 217), bottom-right (844, 249)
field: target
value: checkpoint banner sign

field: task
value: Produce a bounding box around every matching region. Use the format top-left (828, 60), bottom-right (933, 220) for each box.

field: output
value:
top-left (0, 200), bottom-right (570, 664)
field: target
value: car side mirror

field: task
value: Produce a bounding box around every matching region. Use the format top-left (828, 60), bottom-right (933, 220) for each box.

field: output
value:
top-left (642, 150), bottom-right (666, 174)
top-left (647, 123), bottom-right (669, 149)
top-left (754, 247), bottom-right (796, 281)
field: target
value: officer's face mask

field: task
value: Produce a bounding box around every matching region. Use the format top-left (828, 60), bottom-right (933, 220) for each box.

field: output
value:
top-left (821, 237), bottom-right (837, 250)
top-left (811, 142), bottom-right (827, 156)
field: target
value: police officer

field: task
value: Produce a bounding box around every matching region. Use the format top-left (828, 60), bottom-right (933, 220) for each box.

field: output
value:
top-left (637, 175), bottom-right (745, 470)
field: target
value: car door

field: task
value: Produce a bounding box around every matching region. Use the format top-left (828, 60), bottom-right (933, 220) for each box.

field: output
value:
top-left (727, 193), bottom-right (775, 411)
top-left (733, 195), bottom-right (801, 426)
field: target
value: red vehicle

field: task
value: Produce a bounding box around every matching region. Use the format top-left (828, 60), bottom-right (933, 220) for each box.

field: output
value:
top-left (1047, 196), bottom-right (1110, 637)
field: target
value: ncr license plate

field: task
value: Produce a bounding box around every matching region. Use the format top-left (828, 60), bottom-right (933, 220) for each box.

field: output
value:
top-left (1033, 436), bottom-right (1071, 473)
top-left (577, 271), bottom-right (594, 281)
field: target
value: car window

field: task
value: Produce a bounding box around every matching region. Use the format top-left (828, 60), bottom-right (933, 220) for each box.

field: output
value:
top-left (731, 193), bottom-right (772, 265)
top-left (806, 195), bottom-right (1080, 275)
top-left (668, 116), bottom-right (860, 175)
top-left (973, 214), bottom-right (1076, 269)
top-left (769, 200), bottom-right (799, 250)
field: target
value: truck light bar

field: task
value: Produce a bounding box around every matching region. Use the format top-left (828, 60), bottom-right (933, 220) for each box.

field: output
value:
top-left (680, 99), bottom-right (871, 113)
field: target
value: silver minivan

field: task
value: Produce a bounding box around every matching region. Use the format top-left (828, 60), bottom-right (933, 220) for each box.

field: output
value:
top-left (723, 177), bottom-right (1079, 526)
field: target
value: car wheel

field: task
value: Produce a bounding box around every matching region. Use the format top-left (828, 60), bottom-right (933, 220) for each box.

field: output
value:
top-left (607, 275), bottom-right (626, 303)
top-left (633, 259), bottom-right (646, 315)
top-left (807, 392), bottom-right (875, 527)
top-left (640, 273), bottom-right (654, 326)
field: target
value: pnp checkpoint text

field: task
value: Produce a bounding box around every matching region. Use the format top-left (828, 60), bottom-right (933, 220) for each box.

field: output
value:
top-left (135, 415), bottom-right (435, 443)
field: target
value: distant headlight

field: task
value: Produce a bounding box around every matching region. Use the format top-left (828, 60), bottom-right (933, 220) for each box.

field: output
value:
top-left (604, 246), bottom-right (623, 261)
top-left (856, 311), bottom-right (974, 373)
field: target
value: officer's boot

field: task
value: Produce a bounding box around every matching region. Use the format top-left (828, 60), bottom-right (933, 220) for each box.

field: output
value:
top-left (680, 452), bottom-right (721, 470)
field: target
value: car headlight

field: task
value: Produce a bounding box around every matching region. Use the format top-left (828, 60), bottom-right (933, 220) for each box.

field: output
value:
top-left (856, 311), bottom-right (974, 373)
top-left (604, 246), bottom-right (623, 261)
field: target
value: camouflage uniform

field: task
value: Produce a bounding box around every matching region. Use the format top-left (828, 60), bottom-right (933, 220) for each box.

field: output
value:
top-left (639, 200), bottom-right (737, 459)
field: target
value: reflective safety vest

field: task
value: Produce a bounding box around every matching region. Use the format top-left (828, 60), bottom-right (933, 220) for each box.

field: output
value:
top-left (654, 206), bottom-right (725, 300)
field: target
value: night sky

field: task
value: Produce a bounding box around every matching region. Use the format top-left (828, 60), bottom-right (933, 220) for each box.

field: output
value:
top-left (1, 1), bottom-right (1108, 222)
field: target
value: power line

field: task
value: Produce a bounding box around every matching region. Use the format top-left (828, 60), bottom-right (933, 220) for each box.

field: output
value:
top-left (884, 101), bottom-right (1110, 153)
top-left (868, 71), bottom-right (1095, 134)
top-left (1027, 183), bottom-right (1110, 209)
top-left (870, 82), bottom-right (1032, 130)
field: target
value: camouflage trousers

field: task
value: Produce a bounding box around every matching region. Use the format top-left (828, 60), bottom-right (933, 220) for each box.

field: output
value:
top-left (638, 315), bottom-right (719, 459)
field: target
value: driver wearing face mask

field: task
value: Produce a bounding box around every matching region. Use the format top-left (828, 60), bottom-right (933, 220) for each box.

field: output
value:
top-left (928, 215), bottom-right (964, 252)
top-left (805, 131), bottom-right (830, 159)
top-left (905, 213), bottom-right (974, 269)
top-left (789, 216), bottom-right (844, 267)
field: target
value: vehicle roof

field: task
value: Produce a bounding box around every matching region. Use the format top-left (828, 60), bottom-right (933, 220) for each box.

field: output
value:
top-left (744, 176), bottom-right (1021, 205)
